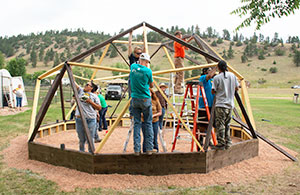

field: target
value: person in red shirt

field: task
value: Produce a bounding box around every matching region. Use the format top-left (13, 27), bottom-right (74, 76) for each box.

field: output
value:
top-left (173, 31), bottom-right (193, 94)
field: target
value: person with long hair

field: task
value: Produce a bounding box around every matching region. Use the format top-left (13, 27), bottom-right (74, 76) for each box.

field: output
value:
top-left (142, 88), bottom-right (162, 153)
top-left (212, 60), bottom-right (239, 150)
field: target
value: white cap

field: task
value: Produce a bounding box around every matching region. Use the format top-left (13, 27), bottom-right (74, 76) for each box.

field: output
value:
top-left (139, 53), bottom-right (151, 63)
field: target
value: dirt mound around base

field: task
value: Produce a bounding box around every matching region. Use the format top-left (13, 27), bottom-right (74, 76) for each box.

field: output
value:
top-left (1, 129), bottom-right (298, 192)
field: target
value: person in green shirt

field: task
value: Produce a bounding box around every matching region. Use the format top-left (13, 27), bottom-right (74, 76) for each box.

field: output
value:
top-left (98, 88), bottom-right (108, 131)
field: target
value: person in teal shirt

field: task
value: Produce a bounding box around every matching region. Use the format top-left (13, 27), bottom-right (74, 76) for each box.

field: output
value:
top-left (98, 89), bottom-right (108, 131)
top-left (199, 67), bottom-right (216, 109)
top-left (130, 53), bottom-right (154, 155)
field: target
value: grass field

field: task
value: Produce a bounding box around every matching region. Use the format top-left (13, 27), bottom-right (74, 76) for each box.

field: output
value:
top-left (0, 88), bottom-right (299, 194)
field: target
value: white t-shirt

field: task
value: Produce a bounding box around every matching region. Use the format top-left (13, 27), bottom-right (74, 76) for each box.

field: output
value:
top-left (212, 71), bottom-right (239, 109)
top-left (75, 87), bottom-right (100, 119)
top-left (15, 88), bottom-right (23, 98)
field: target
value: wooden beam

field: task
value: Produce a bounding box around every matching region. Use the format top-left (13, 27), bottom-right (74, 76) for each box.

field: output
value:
top-left (38, 63), bottom-right (64, 80)
top-left (235, 92), bottom-right (257, 139)
top-left (145, 22), bottom-right (219, 62)
top-left (162, 46), bottom-right (176, 69)
top-left (153, 76), bottom-right (169, 81)
top-left (65, 63), bottom-right (95, 154)
top-left (68, 62), bottom-right (130, 73)
top-left (232, 116), bottom-right (297, 162)
top-left (90, 44), bottom-right (110, 80)
top-left (73, 74), bottom-right (90, 81)
top-left (28, 79), bottom-right (41, 140)
top-left (153, 80), bottom-right (204, 152)
top-left (95, 99), bottom-right (131, 153)
top-left (59, 82), bottom-right (66, 121)
top-left (143, 23), bottom-right (149, 54)
top-left (93, 74), bottom-right (129, 81)
top-left (29, 65), bottom-right (67, 142)
top-left (204, 99), bottom-right (217, 151)
top-left (112, 40), bottom-right (161, 46)
top-left (240, 80), bottom-right (256, 129)
top-left (184, 75), bottom-right (201, 81)
top-left (152, 62), bottom-right (217, 76)
top-left (70, 22), bottom-right (144, 62)
top-left (111, 43), bottom-right (130, 67)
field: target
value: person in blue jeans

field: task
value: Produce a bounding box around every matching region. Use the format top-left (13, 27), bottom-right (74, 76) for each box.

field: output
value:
top-left (142, 88), bottom-right (162, 153)
top-left (130, 53), bottom-right (154, 155)
top-left (75, 81), bottom-right (101, 153)
top-left (155, 83), bottom-right (168, 130)
top-left (13, 84), bottom-right (24, 111)
top-left (97, 89), bottom-right (108, 131)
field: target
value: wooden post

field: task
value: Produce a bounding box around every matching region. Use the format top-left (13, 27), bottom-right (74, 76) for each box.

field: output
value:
top-left (59, 82), bottom-right (66, 121)
top-left (90, 43), bottom-right (110, 80)
top-left (28, 79), bottom-right (41, 140)
top-left (111, 43), bottom-right (130, 67)
top-left (65, 63), bottom-right (95, 153)
top-left (95, 99), bottom-right (131, 153)
top-left (66, 104), bottom-right (76, 120)
top-left (29, 65), bottom-right (67, 142)
top-left (153, 80), bottom-right (204, 152)
top-left (143, 23), bottom-right (149, 54)
top-left (162, 46), bottom-right (176, 69)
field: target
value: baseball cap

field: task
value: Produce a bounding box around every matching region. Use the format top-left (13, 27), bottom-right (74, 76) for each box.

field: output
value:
top-left (139, 53), bottom-right (151, 63)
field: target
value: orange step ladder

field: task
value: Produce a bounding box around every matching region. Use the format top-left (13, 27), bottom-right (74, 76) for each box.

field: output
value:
top-left (171, 81), bottom-right (217, 152)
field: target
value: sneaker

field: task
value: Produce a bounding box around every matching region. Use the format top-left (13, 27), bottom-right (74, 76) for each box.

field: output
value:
top-left (146, 150), bottom-right (153, 155)
top-left (211, 144), bottom-right (225, 150)
top-left (94, 139), bottom-right (102, 143)
top-left (134, 152), bottom-right (141, 156)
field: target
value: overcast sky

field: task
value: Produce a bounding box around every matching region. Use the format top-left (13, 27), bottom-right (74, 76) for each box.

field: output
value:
top-left (1, 0), bottom-right (299, 41)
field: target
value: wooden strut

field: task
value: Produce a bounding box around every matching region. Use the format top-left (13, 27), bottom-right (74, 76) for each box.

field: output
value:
top-left (65, 62), bottom-right (95, 154)
top-left (163, 44), bottom-right (202, 65)
top-left (145, 22), bottom-right (220, 62)
top-left (232, 116), bottom-right (298, 162)
top-left (109, 87), bottom-right (128, 119)
top-left (29, 65), bottom-right (67, 142)
top-left (235, 92), bottom-right (257, 139)
top-left (111, 43), bottom-right (130, 67)
top-left (59, 82), bottom-right (66, 121)
top-left (204, 98), bottom-right (216, 151)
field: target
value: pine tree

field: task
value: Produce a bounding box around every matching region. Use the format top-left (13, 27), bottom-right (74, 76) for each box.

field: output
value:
top-left (6, 58), bottom-right (27, 76)
top-left (39, 47), bottom-right (44, 61)
top-left (293, 50), bottom-right (300, 67)
top-left (227, 45), bottom-right (234, 59)
top-left (90, 54), bottom-right (95, 64)
top-left (53, 52), bottom-right (59, 67)
top-left (0, 51), bottom-right (4, 69)
top-left (30, 50), bottom-right (37, 67)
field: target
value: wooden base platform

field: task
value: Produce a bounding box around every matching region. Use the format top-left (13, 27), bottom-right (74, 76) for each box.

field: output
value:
top-left (28, 139), bottom-right (258, 175)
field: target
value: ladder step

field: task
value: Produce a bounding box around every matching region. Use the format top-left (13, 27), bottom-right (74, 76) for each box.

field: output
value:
top-left (185, 98), bottom-right (196, 101)
top-left (198, 116), bottom-right (207, 120)
top-left (197, 121), bottom-right (209, 124)
top-left (173, 103), bottom-right (185, 106)
top-left (198, 108), bottom-right (206, 111)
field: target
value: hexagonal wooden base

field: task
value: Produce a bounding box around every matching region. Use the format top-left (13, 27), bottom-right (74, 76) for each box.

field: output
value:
top-left (28, 138), bottom-right (258, 175)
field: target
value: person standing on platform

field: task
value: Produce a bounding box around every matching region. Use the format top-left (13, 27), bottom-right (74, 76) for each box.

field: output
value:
top-left (97, 88), bottom-right (108, 132)
top-left (173, 31), bottom-right (193, 94)
top-left (198, 67), bottom-right (216, 146)
top-left (142, 88), bottom-right (162, 153)
top-left (75, 81), bottom-right (101, 152)
top-left (212, 61), bottom-right (239, 150)
top-left (155, 83), bottom-right (168, 130)
top-left (130, 53), bottom-right (154, 155)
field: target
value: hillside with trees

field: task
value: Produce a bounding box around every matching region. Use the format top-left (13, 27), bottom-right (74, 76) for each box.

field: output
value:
top-left (0, 25), bottom-right (299, 87)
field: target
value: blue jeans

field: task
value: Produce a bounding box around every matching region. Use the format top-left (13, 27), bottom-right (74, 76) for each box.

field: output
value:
top-left (132, 98), bottom-right (153, 153)
top-left (99, 107), bottom-right (108, 130)
top-left (75, 117), bottom-right (96, 153)
top-left (16, 97), bottom-right (22, 107)
top-left (142, 121), bottom-right (158, 152)
top-left (158, 108), bottom-right (165, 129)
